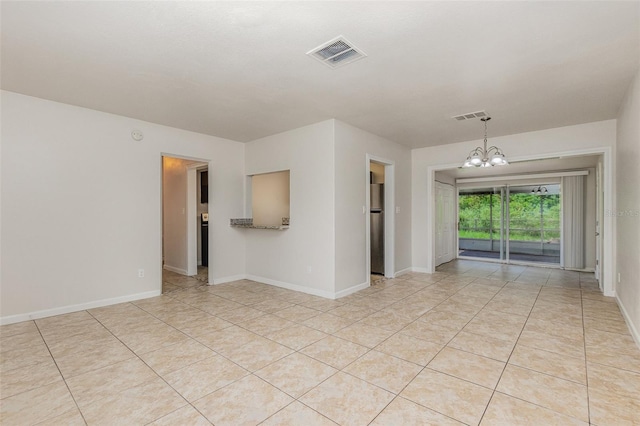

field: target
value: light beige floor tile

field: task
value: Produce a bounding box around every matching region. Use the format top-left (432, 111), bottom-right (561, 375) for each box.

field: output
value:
top-left (0, 321), bottom-right (38, 338)
top-left (463, 311), bottom-right (526, 342)
top-left (427, 347), bottom-right (505, 389)
top-left (523, 317), bottom-right (584, 341)
top-left (517, 328), bottom-right (585, 359)
top-left (149, 405), bottom-right (211, 425)
top-left (178, 315), bottom-right (233, 338)
top-left (585, 328), bottom-right (640, 355)
top-left (0, 381), bottom-right (77, 425)
top-left (400, 368), bottom-right (493, 425)
top-left (272, 305), bottom-right (320, 322)
top-left (300, 372), bottom-right (395, 426)
top-left (333, 322), bottom-right (394, 348)
top-left (38, 319), bottom-right (107, 343)
top-left (194, 325), bottom-right (259, 353)
top-left (497, 364), bottom-right (588, 422)
top-left (299, 297), bottom-right (346, 312)
top-left (35, 311), bottom-right (94, 329)
top-left (236, 313), bottom-right (293, 335)
top-left (220, 335), bottom-right (293, 371)
top-left (138, 339), bottom-right (216, 375)
top-left (0, 330), bottom-right (45, 354)
top-left (480, 392), bottom-right (588, 426)
top-left (587, 361), bottom-right (640, 400)
top-left (528, 306), bottom-right (583, 326)
top-left (156, 310), bottom-right (212, 330)
top-left (45, 329), bottom-right (117, 359)
top-left (163, 354), bottom-right (248, 401)
top-left (359, 310), bottom-right (414, 331)
top-left (66, 357), bottom-right (158, 408)
top-left (509, 344), bottom-right (586, 384)
top-left (255, 352), bottom-right (337, 398)
top-left (384, 300), bottom-right (434, 319)
top-left (0, 357), bottom-right (62, 399)
top-left (216, 306), bottom-right (265, 323)
top-left (483, 299), bottom-right (533, 316)
top-left (193, 375), bottom-right (293, 426)
top-left (264, 324), bottom-right (327, 350)
top-left (0, 342), bottom-right (52, 373)
top-left (447, 331), bottom-right (515, 362)
top-left (250, 298), bottom-right (295, 314)
top-left (374, 333), bottom-right (442, 366)
top-left (343, 350), bottom-right (422, 394)
top-left (327, 304), bottom-right (376, 321)
top-left (80, 376), bottom-right (186, 425)
top-left (116, 324), bottom-right (189, 354)
top-left (583, 316), bottom-right (631, 335)
top-left (370, 396), bottom-right (464, 425)
top-left (35, 407), bottom-right (86, 426)
top-left (54, 339), bottom-right (136, 378)
top-left (588, 387), bottom-right (640, 426)
top-left (300, 336), bottom-right (369, 369)
top-left (418, 309), bottom-right (474, 330)
top-left (586, 348), bottom-right (640, 374)
top-left (301, 312), bottom-right (355, 334)
top-left (261, 401), bottom-right (338, 425)
top-left (400, 321), bottom-right (459, 345)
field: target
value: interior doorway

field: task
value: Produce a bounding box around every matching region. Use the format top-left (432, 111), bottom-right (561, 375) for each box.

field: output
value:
top-left (367, 156), bottom-right (395, 283)
top-left (161, 154), bottom-right (211, 293)
top-left (370, 162), bottom-right (385, 276)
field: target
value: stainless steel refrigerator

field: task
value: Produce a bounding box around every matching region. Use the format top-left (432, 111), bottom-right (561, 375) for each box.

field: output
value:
top-left (370, 184), bottom-right (384, 275)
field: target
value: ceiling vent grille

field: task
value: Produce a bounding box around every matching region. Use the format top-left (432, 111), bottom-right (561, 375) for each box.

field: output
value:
top-left (307, 36), bottom-right (367, 69)
top-left (452, 111), bottom-right (488, 121)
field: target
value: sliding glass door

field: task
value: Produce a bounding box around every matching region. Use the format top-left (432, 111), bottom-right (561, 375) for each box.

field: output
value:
top-left (459, 184), bottom-right (560, 265)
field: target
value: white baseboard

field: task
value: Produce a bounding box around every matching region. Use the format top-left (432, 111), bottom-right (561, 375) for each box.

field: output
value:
top-left (334, 282), bottom-right (370, 299)
top-left (163, 265), bottom-right (189, 275)
top-left (411, 267), bottom-right (430, 274)
top-left (394, 267), bottom-right (413, 277)
top-left (246, 275), bottom-right (336, 299)
top-left (616, 295), bottom-right (640, 350)
top-left (0, 290), bottom-right (162, 326)
top-left (212, 274), bottom-right (247, 285)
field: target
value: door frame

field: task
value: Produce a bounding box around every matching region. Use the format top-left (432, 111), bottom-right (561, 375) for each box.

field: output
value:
top-left (161, 153), bottom-right (212, 288)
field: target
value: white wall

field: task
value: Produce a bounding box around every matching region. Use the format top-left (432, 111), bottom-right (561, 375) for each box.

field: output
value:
top-left (0, 91), bottom-right (245, 323)
top-left (334, 120), bottom-right (412, 292)
top-left (616, 69), bottom-right (640, 344)
top-left (244, 120), bottom-right (336, 297)
top-left (412, 120), bottom-right (616, 276)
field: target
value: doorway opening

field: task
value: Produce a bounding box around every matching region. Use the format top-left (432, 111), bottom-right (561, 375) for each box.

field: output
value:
top-left (370, 162), bottom-right (385, 276)
top-left (161, 155), bottom-right (211, 294)
top-left (366, 156), bottom-right (395, 283)
top-left (458, 184), bottom-right (561, 265)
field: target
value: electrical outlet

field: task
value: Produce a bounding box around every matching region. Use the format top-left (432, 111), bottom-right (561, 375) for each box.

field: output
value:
top-left (138, 269), bottom-right (145, 278)
top-left (618, 273), bottom-right (621, 283)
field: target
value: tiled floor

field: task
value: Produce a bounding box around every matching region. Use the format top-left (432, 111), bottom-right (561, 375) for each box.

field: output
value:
top-left (1, 260), bottom-right (639, 425)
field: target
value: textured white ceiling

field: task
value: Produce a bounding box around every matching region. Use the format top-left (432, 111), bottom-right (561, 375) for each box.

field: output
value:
top-left (1, 1), bottom-right (638, 148)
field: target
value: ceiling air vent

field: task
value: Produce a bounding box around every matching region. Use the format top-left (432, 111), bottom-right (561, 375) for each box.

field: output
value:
top-left (452, 111), bottom-right (488, 121)
top-left (307, 36), bottom-right (367, 69)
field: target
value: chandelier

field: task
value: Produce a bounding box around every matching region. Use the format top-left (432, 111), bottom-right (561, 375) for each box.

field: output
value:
top-left (462, 117), bottom-right (509, 168)
top-left (531, 186), bottom-right (548, 195)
